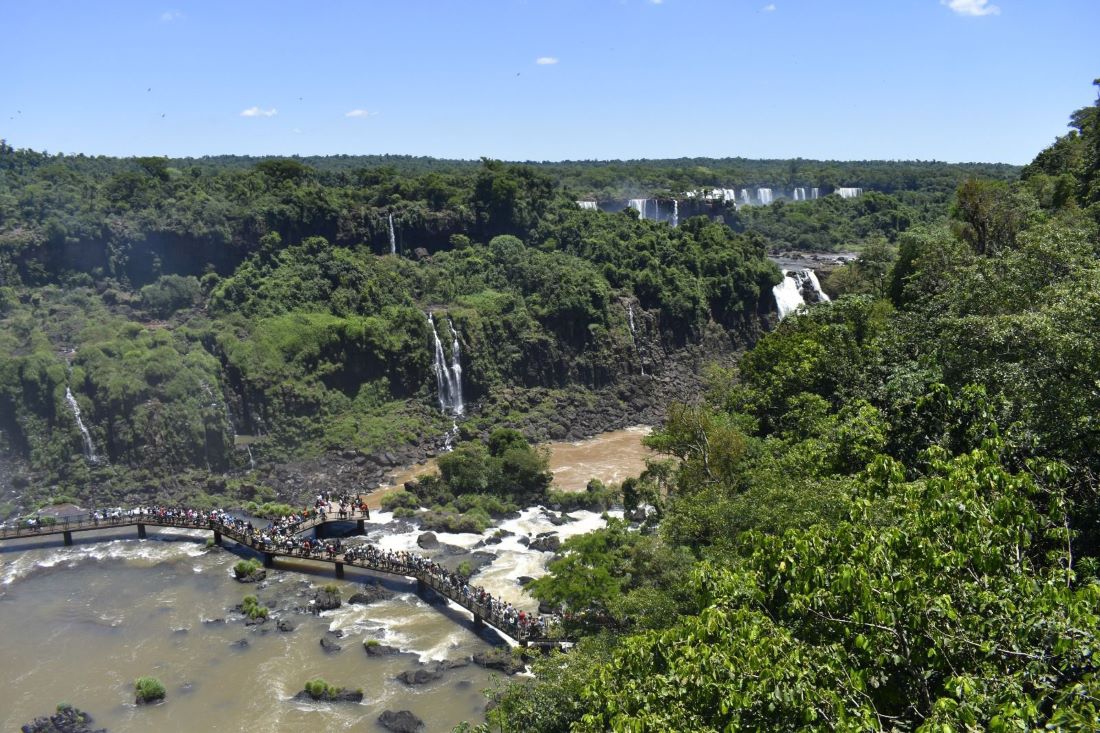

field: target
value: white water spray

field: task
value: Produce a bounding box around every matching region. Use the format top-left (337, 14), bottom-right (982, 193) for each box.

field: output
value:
top-left (428, 312), bottom-right (464, 416)
top-left (388, 213), bottom-right (397, 255)
top-left (671, 199), bottom-right (679, 228)
top-left (576, 201), bottom-right (598, 211)
top-left (772, 269), bottom-right (831, 320)
top-left (836, 187), bottom-right (863, 199)
top-left (740, 188), bottom-right (752, 205)
top-left (757, 188), bottom-right (774, 205)
top-left (65, 387), bottom-right (97, 463)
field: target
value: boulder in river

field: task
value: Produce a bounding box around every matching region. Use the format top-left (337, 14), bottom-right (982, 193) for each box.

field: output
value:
top-left (529, 533), bottom-right (560, 552)
top-left (417, 531), bottom-right (439, 549)
top-left (320, 632), bottom-right (343, 653)
top-left (363, 640), bottom-right (401, 657)
top-left (311, 585), bottom-right (342, 612)
top-left (21, 705), bottom-right (105, 733)
top-left (473, 648), bottom-right (527, 675)
top-left (293, 686), bottom-right (363, 704)
top-left (378, 709), bottom-right (426, 733)
top-left (348, 581), bottom-right (394, 605)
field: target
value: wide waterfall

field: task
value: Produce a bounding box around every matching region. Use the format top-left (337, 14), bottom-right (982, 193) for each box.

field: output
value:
top-left (64, 387), bottom-right (98, 463)
top-left (388, 213), bottom-right (397, 255)
top-left (836, 187), bottom-right (864, 199)
top-left (811, 187), bottom-right (820, 199)
top-left (628, 198), bottom-right (648, 219)
top-left (671, 200), bottom-right (679, 228)
top-left (576, 201), bottom-right (598, 210)
top-left (772, 269), bottom-right (831, 320)
top-left (428, 312), bottom-right (465, 415)
top-left (793, 187), bottom-right (807, 201)
top-left (757, 188), bottom-right (774, 205)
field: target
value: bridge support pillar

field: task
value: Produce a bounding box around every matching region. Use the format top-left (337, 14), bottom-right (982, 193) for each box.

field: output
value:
top-left (213, 530), bottom-right (222, 546)
top-left (416, 578), bottom-right (426, 594)
top-left (263, 552), bottom-right (274, 568)
top-left (137, 524), bottom-right (146, 539)
top-left (63, 530), bottom-right (73, 546)
top-left (335, 562), bottom-right (344, 579)
top-left (473, 613), bottom-right (484, 629)
top-left (356, 519), bottom-right (365, 534)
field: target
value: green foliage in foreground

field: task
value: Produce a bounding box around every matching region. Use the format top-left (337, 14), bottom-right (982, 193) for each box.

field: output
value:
top-left (134, 676), bottom-right (166, 704)
top-left (303, 678), bottom-right (341, 699)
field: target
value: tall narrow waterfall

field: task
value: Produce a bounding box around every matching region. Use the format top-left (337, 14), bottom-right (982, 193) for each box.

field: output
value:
top-left (740, 189), bottom-right (752, 205)
top-left (772, 269), bottom-right (831, 320)
top-left (628, 199), bottom-right (648, 220)
top-left (65, 387), bottom-right (97, 463)
top-left (836, 187), bottom-right (863, 199)
top-left (757, 188), bottom-right (774, 205)
top-left (246, 445), bottom-right (256, 471)
top-left (811, 187), bottom-right (820, 200)
top-left (671, 200), bottom-right (679, 228)
top-left (428, 312), bottom-right (464, 415)
top-left (576, 201), bottom-right (598, 210)
top-left (388, 213), bottom-right (397, 255)
top-left (793, 187), bottom-right (806, 201)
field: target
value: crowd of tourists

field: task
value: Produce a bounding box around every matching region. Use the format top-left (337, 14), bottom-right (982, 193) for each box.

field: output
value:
top-left (12, 497), bottom-right (558, 641)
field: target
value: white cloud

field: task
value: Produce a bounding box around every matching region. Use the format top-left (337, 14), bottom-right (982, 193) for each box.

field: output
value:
top-left (160, 9), bottom-right (183, 22)
top-left (762, 3), bottom-right (776, 10)
top-left (649, 0), bottom-right (664, 5)
top-left (345, 109), bottom-right (372, 118)
top-left (240, 106), bottom-right (277, 118)
top-left (536, 57), bottom-right (559, 65)
top-left (941, 0), bottom-right (1000, 16)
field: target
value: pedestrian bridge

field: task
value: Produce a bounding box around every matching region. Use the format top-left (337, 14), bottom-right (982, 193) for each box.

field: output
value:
top-left (0, 508), bottom-right (563, 647)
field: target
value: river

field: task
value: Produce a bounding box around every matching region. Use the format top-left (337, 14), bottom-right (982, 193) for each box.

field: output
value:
top-left (0, 427), bottom-right (652, 732)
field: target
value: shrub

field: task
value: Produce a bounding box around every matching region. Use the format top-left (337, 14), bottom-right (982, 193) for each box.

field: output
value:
top-left (381, 490), bottom-right (420, 511)
top-left (241, 594), bottom-right (269, 619)
top-left (364, 639), bottom-right (380, 648)
top-left (322, 583), bottom-right (339, 594)
top-left (135, 676), bottom-right (166, 704)
top-left (304, 678), bottom-right (339, 699)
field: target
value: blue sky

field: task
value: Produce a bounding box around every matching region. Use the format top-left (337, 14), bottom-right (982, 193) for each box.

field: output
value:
top-left (2, 1), bottom-right (1097, 163)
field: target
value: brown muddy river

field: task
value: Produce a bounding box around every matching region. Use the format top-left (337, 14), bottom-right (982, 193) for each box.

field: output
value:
top-left (0, 427), bottom-right (653, 732)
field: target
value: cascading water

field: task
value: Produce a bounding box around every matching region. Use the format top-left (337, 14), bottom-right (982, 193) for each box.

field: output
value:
top-left (628, 198), bottom-right (647, 220)
top-left (428, 312), bottom-right (465, 416)
top-left (772, 269), bottom-right (831, 320)
top-left (793, 187), bottom-right (806, 201)
top-left (388, 213), bottom-right (397, 255)
top-left (576, 201), bottom-right (598, 211)
top-left (811, 187), bottom-right (820, 199)
top-left (740, 188), bottom-right (752, 205)
top-left (671, 200), bottom-right (679, 228)
top-left (246, 445), bottom-right (256, 471)
top-left (836, 187), bottom-right (863, 199)
top-left (64, 387), bottom-right (97, 463)
top-left (757, 188), bottom-right (774, 205)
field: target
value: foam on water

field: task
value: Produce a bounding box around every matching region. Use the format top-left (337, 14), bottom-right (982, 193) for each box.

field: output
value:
top-left (2, 537), bottom-right (207, 586)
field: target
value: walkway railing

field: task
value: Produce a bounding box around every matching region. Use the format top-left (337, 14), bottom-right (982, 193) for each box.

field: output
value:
top-left (0, 507), bottom-right (560, 645)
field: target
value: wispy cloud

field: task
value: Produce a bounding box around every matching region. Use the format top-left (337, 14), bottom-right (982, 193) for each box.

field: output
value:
top-left (762, 3), bottom-right (776, 10)
top-left (345, 109), bottom-right (372, 118)
top-left (160, 9), bottom-right (183, 22)
top-left (649, 0), bottom-right (664, 5)
top-left (941, 0), bottom-right (1000, 16)
top-left (240, 106), bottom-right (277, 118)
top-left (536, 57), bottom-right (559, 65)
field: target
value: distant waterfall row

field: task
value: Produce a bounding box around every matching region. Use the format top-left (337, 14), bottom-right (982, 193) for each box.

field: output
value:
top-left (576, 185), bottom-right (859, 219)
top-left (772, 269), bottom-right (831, 320)
top-left (428, 312), bottom-right (464, 416)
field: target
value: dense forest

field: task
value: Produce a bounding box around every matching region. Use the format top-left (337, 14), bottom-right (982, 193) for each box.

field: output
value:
top-left (461, 81), bottom-right (1100, 730)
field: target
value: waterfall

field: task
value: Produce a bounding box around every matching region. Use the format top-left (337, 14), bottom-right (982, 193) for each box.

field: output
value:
top-left (836, 187), bottom-right (863, 199)
top-left (388, 213), bottom-right (397, 254)
top-left (654, 200), bottom-right (660, 221)
top-left (65, 387), bottom-right (97, 463)
top-left (576, 201), bottom-right (598, 211)
top-left (793, 187), bottom-right (806, 201)
top-left (428, 312), bottom-right (464, 416)
top-left (671, 200), bottom-right (679, 228)
top-left (628, 199), bottom-right (647, 220)
top-left (757, 188), bottom-right (773, 205)
top-left (246, 445), bottom-right (255, 471)
top-left (740, 188), bottom-right (752, 205)
top-left (202, 381), bottom-right (236, 439)
top-left (811, 187), bottom-right (820, 200)
top-left (772, 269), bottom-right (831, 320)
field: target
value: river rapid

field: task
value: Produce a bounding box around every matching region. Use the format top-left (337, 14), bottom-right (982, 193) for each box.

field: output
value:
top-left (0, 427), bottom-right (652, 732)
